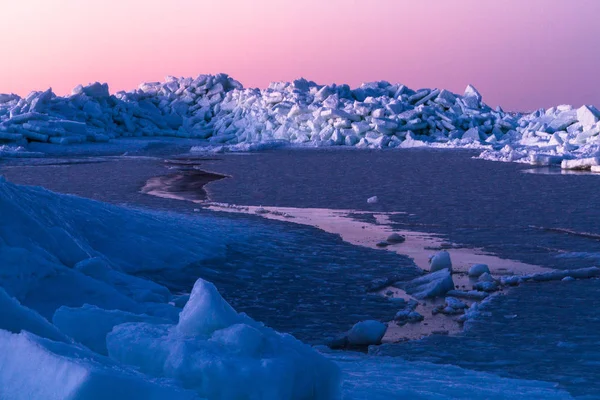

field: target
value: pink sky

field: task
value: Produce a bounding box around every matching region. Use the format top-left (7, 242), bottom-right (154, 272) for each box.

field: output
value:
top-left (1, 0), bottom-right (599, 111)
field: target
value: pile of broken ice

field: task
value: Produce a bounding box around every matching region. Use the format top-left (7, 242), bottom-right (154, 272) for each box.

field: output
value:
top-left (1, 74), bottom-right (599, 168)
top-left (392, 252), bottom-right (600, 327)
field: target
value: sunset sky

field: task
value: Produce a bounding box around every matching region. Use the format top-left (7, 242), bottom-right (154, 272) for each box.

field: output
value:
top-left (1, 0), bottom-right (599, 111)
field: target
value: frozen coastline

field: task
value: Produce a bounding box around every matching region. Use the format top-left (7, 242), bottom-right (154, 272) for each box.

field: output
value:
top-left (0, 74), bottom-right (599, 170)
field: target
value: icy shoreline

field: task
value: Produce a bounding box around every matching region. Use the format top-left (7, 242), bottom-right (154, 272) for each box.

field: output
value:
top-left (136, 162), bottom-right (555, 345)
top-left (0, 170), bottom-right (583, 398)
top-left (0, 74), bottom-right (599, 169)
top-left (137, 160), bottom-right (600, 354)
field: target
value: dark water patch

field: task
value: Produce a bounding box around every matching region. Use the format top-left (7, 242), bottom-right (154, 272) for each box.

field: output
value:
top-left (196, 149), bottom-right (600, 271)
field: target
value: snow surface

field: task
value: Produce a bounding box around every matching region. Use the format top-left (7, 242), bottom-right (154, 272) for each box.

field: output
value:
top-left (1, 75), bottom-right (599, 167)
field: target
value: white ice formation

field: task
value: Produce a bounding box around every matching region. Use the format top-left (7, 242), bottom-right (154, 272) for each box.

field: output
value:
top-left (0, 178), bottom-right (340, 399)
top-left (346, 320), bottom-right (388, 347)
top-left (468, 264), bottom-right (490, 277)
top-left (401, 268), bottom-right (455, 299)
top-left (429, 251), bottom-right (453, 273)
top-left (0, 75), bottom-right (599, 168)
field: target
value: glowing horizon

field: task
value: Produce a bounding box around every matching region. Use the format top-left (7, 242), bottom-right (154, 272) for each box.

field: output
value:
top-left (1, 0), bottom-right (599, 111)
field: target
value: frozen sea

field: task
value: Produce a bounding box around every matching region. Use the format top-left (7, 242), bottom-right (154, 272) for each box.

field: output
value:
top-left (2, 146), bottom-right (599, 398)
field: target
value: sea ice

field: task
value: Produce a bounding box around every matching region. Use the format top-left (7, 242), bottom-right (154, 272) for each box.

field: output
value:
top-left (346, 320), bottom-right (388, 346)
top-left (429, 250), bottom-right (453, 272)
top-left (386, 233), bottom-right (405, 244)
top-left (52, 304), bottom-right (171, 355)
top-left (401, 268), bottom-right (455, 299)
top-left (468, 264), bottom-right (490, 277)
top-left (561, 157), bottom-right (600, 170)
top-left (0, 330), bottom-right (199, 400)
top-left (0, 178), bottom-right (343, 398)
top-left (107, 278), bottom-right (340, 399)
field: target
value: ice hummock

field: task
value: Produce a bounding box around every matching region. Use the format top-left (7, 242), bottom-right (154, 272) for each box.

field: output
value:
top-left (0, 330), bottom-right (199, 400)
top-left (1, 75), bottom-right (599, 168)
top-left (0, 178), bottom-right (340, 399)
top-left (107, 278), bottom-right (340, 399)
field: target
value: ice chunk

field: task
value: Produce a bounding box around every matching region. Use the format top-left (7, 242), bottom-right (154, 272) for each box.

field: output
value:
top-left (0, 287), bottom-right (68, 342)
top-left (473, 281), bottom-right (499, 292)
top-left (468, 264), bottom-right (490, 277)
top-left (433, 296), bottom-right (468, 315)
top-left (527, 266), bottom-right (600, 282)
top-left (548, 111), bottom-right (577, 132)
top-left (561, 157), bottom-right (600, 170)
top-left (107, 277), bottom-right (341, 399)
top-left (75, 257), bottom-right (172, 304)
top-left (463, 84), bottom-right (482, 108)
top-left (367, 196), bottom-right (379, 204)
top-left (401, 268), bottom-right (454, 299)
top-left (445, 297), bottom-right (468, 310)
top-left (478, 272), bottom-right (495, 282)
top-left (394, 310), bottom-right (424, 323)
top-left (82, 82), bottom-right (110, 98)
top-left (529, 153), bottom-right (564, 166)
top-left (386, 233), bottom-right (405, 244)
top-left (576, 105), bottom-right (600, 126)
top-left (176, 278), bottom-right (241, 337)
top-left (461, 127), bottom-right (483, 142)
top-left (53, 304), bottom-right (171, 355)
top-left (435, 89), bottom-right (457, 107)
top-left (0, 330), bottom-right (198, 400)
top-left (429, 250), bottom-right (452, 272)
top-left (347, 320), bottom-right (387, 346)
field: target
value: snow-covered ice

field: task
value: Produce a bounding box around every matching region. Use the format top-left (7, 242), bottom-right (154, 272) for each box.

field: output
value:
top-left (0, 178), bottom-right (340, 399)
